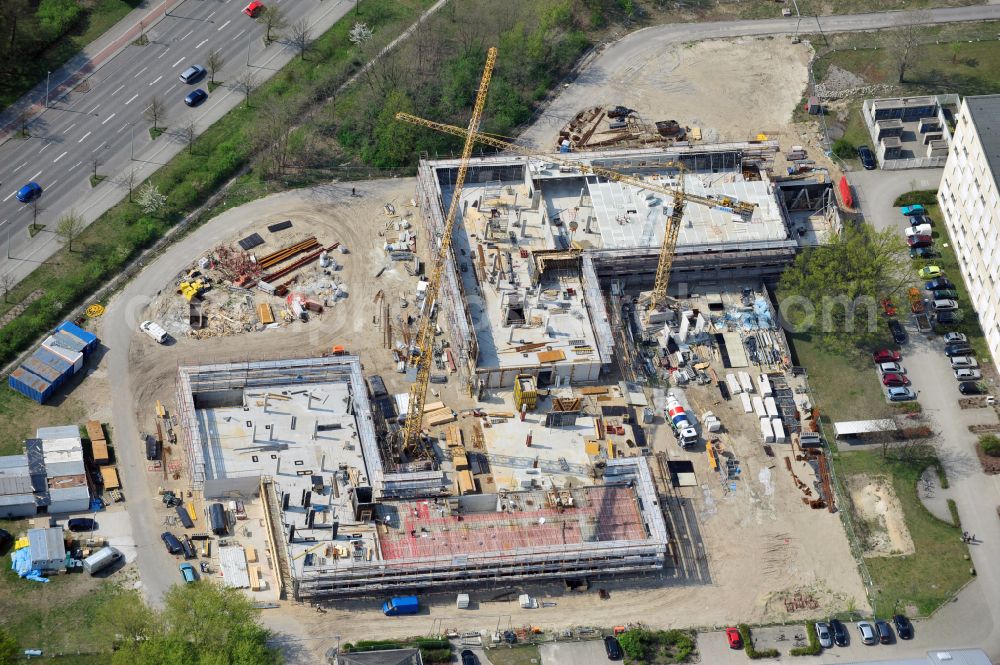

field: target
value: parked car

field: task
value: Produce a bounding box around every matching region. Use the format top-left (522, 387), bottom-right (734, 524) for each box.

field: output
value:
top-left (161, 531), bottom-right (183, 554)
top-left (830, 619), bottom-right (849, 647)
top-left (933, 299), bottom-right (959, 312)
top-left (907, 234), bottom-right (933, 248)
top-left (955, 368), bottom-right (982, 380)
top-left (901, 204), bottom-right (926, 216)
top-left (879, 362), bottom-right (905, 374)
top-left (815, 622), bottom-right (833, 649)
top-left (604, 636), bottom-right (623, 660)
top-left (181, 535), bottom-right (196, 559)
top-left (944, 345), bottom-right (974, 357)
top-left (908, 214), bottom-right (933, 226)
top-left (936, 310), bottom-right (962, 325)
top-left (944, 332), bottom-right (969, 344)
top-left (926, 278), bottom-right (955, 291)
top-left (917, 265), bottom-right (942, 279)
top-left (950, 356), bottom-right (978, 369)
top-left (184, 88), bottom-right (208, 107)
top-left (179, 64), bottom-right (205, 84)
top-left (725, 627), bottom-right (742, 649)
top-left (872, 349), bottom-right (901, 363)
top-left (179, 562), bottom-right (197, 583)
top-left (931, 289), bottom-right (958, 300)
top-left (882, 373), bottom-right (909, 387)
top-left (889, 319), bottom-right (907, 344)
top-left (857, 145), bottom-right (876, 169)
top-left (893, 615), bottom-right (914, 640)
top-left (15, 181), bottom-right (42, 203)
top-left (67, 518), bottom-right (95, 532)
top-left (960, 382), bottom-right (985, 395)
top-left (904, 224), bottom-right (933, 238)
top-left (857, 621), bottom-right (877, 645)
top-left (910, 246), bottom-right (940, 259)
top-left (243, 0), bottom-right (264, 16)
top-left (874, 620), bottom-right (893, 644)
top-left (888, 386), bottom-right (916, 401)
top-left (460, 650), bottom-right (478, 665)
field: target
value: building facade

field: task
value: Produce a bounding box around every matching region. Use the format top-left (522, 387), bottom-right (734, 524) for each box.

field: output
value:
top-left (938, 95), bottom-right (1000, 364)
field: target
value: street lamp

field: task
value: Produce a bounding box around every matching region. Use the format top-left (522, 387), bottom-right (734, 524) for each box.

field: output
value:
top-left (247, 31), bottom-right (252, 66)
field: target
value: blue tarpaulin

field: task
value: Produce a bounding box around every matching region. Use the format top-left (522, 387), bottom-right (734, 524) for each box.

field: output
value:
top-left (10, 548), bottom-right (49, 583)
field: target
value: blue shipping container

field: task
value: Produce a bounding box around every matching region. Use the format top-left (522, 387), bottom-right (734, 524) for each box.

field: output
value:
top-left (9, 367), bottom-right (53, 403)
top-left (22, 356), bottom-right (65, 387)
top-left (33, 346), bottom-right (73, 378)
top-left (49, 330), bottom-right (87, 354)
top-left (56, 321), bottom-right (98, 353)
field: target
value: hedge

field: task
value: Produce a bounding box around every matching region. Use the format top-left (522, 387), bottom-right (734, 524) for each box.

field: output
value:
top-left (893, 190), bottom-right (938, 207)
top-left (739, 624), bottom-right (779, 660)
top-left (789, 623), bottom-right (821, 656)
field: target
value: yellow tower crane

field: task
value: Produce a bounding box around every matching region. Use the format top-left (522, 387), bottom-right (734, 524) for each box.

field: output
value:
top-left (394, 112), bottom-right (757, 311)
top-left (400, 47), bottom-right (497, 459)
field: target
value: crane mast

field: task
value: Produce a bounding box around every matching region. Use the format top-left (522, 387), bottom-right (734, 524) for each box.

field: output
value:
top-left (393, 112), bottom-right (756, 313)
top-left (400, 47), bottom-right (497, 458)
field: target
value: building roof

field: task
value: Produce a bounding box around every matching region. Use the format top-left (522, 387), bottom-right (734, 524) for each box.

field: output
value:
top-left (0, 455), bottom-right (31, 496)
top-left (838, 649), bottom-right (991, 665)
top-left (36, 425), bottom-right (80, 440)
top-left (338, 648), bottom-right (423, 665)
top-left (219, 545), bottom-right (251, 588)
top-left (964, 95), bottom-right (1000, 188)
top-left (833, 420), bottom-right (899, 437)
top-left (27, 527), bottom-right (65, 563)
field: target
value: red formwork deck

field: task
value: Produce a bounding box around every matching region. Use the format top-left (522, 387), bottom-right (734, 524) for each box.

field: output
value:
top-left (378, 485), bottom-right (647, 561)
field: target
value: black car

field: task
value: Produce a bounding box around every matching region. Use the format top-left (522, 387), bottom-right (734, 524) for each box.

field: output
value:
top-left (888, 319), bottom-right (907, 344)
top-left (936, 311), bottom-right (962, 325)
top-left (926, 278), bottom-right (955, 291)
top-left (161, 531), bottom-right (183, 554)
top-left (857, 145), bottom-right (877, 169)
top-left (945, 345), bottom-right (974, 357)
top-left (604, 636), bottom-right (623, 660)
top-left (460, 650), bottom-right (478, 665)
top-left (830, 619), bottom-right (849, 646)
top-left (909, 214), bottom-right (933, 227)
top-left (910, 247), bottom-right (941, 259)
top-left (959, 381), bottom-right (985, 395)
top-left (184, 88), bottom-right (208, 107)
top-left (874, 619), bottom-right (893, 644)
top-left (0, 528), bottom-right (13, 557)
top-left (67, 518), bottom-right (96, 532)
top-left (892, 614), bottom-right (913, 640)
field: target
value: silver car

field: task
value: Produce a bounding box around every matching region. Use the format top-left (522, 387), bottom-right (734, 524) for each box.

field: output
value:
top-left (815, 622), bottom-right (833, 649)
top-left (857, 621), bottom-right (877, 645)
top-left (954, 368), bottom-right (982, 380)
top-left (879, 362), bottom-right (904, 374)
top-left (950, 356), bottom-right (978, 369)
top-left (933, 298), bottom-right (959, 311)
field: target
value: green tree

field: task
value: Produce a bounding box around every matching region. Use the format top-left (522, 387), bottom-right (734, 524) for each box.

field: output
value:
top-left (36, 0), bottom-right (82, 38)
top-left (778, 224), bottom-right (910, 355)
top-left (369, 89), bottom-right (420, 167)
top-left (97, 589), bottom-right (158, 647)
top-left (832, 138), bottom-right (855, 160)
top-left (56, 209), bottom-right (85, 251)
top-left (0, 627), bottom-right (18, 665)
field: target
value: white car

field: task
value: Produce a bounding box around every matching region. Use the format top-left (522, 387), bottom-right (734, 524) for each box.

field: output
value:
top-left (954, 368), bottom-right (982, 380)
top-left (904, 224), bottom-right (933, 237)
top-left (815, 622), bottom-right (833, 649)
top-left (951, 356), bottom-right (978, 369)
top-left (879, 362), bottom-right (905, 374)
top-left (944, 332), bottom-right (968, 345)
top-left (933, 299), bottom-right (959, 312)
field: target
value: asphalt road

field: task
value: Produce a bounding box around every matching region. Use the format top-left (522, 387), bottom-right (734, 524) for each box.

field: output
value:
top-left (0, 0), bottom-right (352, 284)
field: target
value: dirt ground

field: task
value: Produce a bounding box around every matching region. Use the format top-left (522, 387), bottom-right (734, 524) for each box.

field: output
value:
top-left (520, 36), bottom-right (816, 151)
top-left (847, 473), bottom-right (916, 557)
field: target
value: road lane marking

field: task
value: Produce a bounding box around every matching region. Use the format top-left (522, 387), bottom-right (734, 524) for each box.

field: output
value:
top-left (89, 104), bottom-right (100, 113)
top-left (134, 66), bottom-right (149, 78)
top-left (158, 47), bottom-right (171, 59)
top-left (30, 170), bottom-right (42, 180)
top-left (53, 151), bottom-right (67, 163)
top-left (172, 56), bottom-right (186, 67)
top-left (232, 28), bottom-right (245, 41)
top-left (102, 112), bottom-right (117, 124)
top-left (47, 179), bottom-right (58, 189)
top-left (39, 142), bottom-right (51, 153)
top-left (69, 161), bottom-right (82, 171)
top-left (111, 84), bottom-right (125, 96)
top-left (196, 39), bottom-right (208, 49)
top-left (12, 161), bottom-right (27, 173)
top-left (180, 30), bottom-right (194, 40)
top-left (149, 75), bottom-right (163, 85)
top-left (93, 142), bottom-right (107, 153)
top-left (207, 11), bottom-right (216, 18)
top-left (62, 123), bottom-right (76, 134)
top-left (78, 131), bottom-right (91, 143)
top-left (125, 94), bottom-right (139, 105)
top-left (2, 192), bottom-right (15, 202)
top-left (217, 19), bottom-right (231, 31)
top-left (119, 124), bottom-right (129, 133)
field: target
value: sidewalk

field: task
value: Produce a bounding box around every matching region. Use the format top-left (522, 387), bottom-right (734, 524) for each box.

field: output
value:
top-left (0, 0), bottom-right (184, 144)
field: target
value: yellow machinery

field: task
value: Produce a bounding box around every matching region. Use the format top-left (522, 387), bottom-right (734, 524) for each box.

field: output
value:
top-left (394, 113), bottom-right (757, 312)
top-left (400, 47), bottom-right (498, 459)
top-left (177, 279), bottom-right (205, 302)
top-left (513, 374), bottom-right (537, 412)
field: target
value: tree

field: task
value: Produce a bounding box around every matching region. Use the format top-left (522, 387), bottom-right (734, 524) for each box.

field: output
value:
top-left (96, 590), bottom-right (158, 647)
top-left (91, 154), bottom-right (102, 180)
top-left (123, 168), bottom-right (138, 202)
top-left (289, 18), bottom-right (311, 59)
top-left (0, 627), bottom-right (17, 665)
top-left (56, 209), bottom-right (84, 252)
top-left (949, 41), bottom-right (962, 64)
top-left (0, 0), bottom-right (29, 50)
top-left (778, 223), bottom-right (910, 355)
top-left (886, 12), bottom-right (930, 84)
top-left (369, 89), bottom-right (421, 167)
top-left (207, 48), bottom-right (225, 84)
top-left (136, 182), bottom-right (166, 214)
top-left (235, 69), bottom-right (257, 107)
top-left (0, 273), bottom-right (14, 303)
top-left (181, 119), bottom-right (197, 153)
top-left (258, 5), bottom-right (286, 45)
top-left (15, 110), bottom-right (30, 138)
top-left (348, 21), bottom-right (373, 46)
top-left (144, 95), bottom-right (167, 131)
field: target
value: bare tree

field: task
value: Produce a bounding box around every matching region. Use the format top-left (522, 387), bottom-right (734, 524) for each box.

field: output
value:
top-left (144, 95), bottom-right (167, 131)
top-left (16, 110), bottom-right (30, 138)
top-left (123, 168), bottom-right (138, 202)
top-left (0, 273), bottom-right (14, 303)
top-left (91, 154), bottom-right (101, 180)
top-left (887, 12), bottom-right (930, 84)
top-left (56, 209), bottom-right (85, 252)
top-left (180, 119), bottom-right (197, 153)
top-left (289, 18), bottom-right (311, 59)
top-left (254, 101), bottom-right (294, 178)
top-left (258, 5), bottom-right (287, 45)
top-left (207, 48), bottom-right (225, 85)
top-left (235, 69), bottom-right (257, 107)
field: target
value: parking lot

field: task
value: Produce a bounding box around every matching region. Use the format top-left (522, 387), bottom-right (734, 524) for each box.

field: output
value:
top-left (539, 640), bottom-right (611, 665)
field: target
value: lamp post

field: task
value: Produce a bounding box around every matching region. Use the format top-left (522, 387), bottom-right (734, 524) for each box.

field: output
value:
top-left (247, 31), bottom-right (252, 66)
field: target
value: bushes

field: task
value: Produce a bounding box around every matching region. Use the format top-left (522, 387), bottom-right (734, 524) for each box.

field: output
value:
top-left (980, 434), bottom-right (1000, 457)
top-left (789, 623), bottom-right (821, 656)
top-left (739, 624), bottom-right (779, 660)
top-left (832, 138), bottom-right (856, 160)
top-left (893, 190), bottom-right (939, 207)
top-left (948, 498), bottom-right (962, 528)
top-left (616, 629), bottom-right (695, 664)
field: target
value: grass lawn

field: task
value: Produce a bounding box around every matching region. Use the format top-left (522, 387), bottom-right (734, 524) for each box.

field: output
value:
top-left (0, 373), bottom-right (87, 456)
top-left (835, 449), bottom-right (971, 616)
top-left (485, 645), bottom-right (542, 665)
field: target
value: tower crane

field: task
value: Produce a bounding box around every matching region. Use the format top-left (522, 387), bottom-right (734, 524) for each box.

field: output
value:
top-left (394, 112), bottom-right (757, 312)
top-left (400, 47), bottom-right (497, 459)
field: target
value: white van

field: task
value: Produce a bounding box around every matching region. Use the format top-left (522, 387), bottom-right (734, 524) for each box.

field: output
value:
top-left (139, 320), bottom-right (169, 343)
top-left (904, 224), bottom-right (933, 238)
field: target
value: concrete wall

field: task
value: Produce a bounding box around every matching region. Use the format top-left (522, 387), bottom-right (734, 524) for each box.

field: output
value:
top-left (0, 503), bottom-right (36, 519)
top-left (204, 474), bottom-right (262, 499)
top-left (48, 498), bottom-right (90, 514)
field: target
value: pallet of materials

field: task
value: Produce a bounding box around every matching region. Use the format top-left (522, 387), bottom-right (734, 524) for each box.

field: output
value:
top-left (424, 408), bottom-right (457, 426)
top-left (256, 303), bottom-right (275, 325)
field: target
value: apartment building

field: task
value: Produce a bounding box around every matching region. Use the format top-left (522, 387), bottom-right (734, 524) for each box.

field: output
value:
top-left (937, 95), bottom-right (1000, 363)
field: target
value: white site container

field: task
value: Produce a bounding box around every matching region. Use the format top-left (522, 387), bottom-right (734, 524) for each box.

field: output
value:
top-left (772, 418), bottom-right (787, 443)
top-left (726, 373), bottom-right (742, 395)
top-left (739, 392), bottom-right (753, 413)
top-left (764, 396), bottom-right (779, 417)
top-left (752, 396), bottom-right (767, 418)
top-left (760, 417), bottom-right (775, 443)
top-left (738, 371), bottom-right (755, 394)
top-left (757, 373), bottom-right (773, 397)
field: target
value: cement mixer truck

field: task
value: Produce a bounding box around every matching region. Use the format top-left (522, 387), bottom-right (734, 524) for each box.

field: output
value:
top-left (666, 392), bottom-right (698, 448)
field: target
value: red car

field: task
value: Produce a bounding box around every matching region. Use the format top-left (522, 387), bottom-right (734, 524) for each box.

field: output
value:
top-left (882, 373), bottom-right (910, 387)
top-left (726, 627), bottom-right (742, 649)
top-left (907, 234), bottom-right (933, 248)
top-left (243, 1), bottom-right (264, 17)
top-left (873, 349), bottom-right (901, 363)
top-left (881, 299), bottom-right (897, 317)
